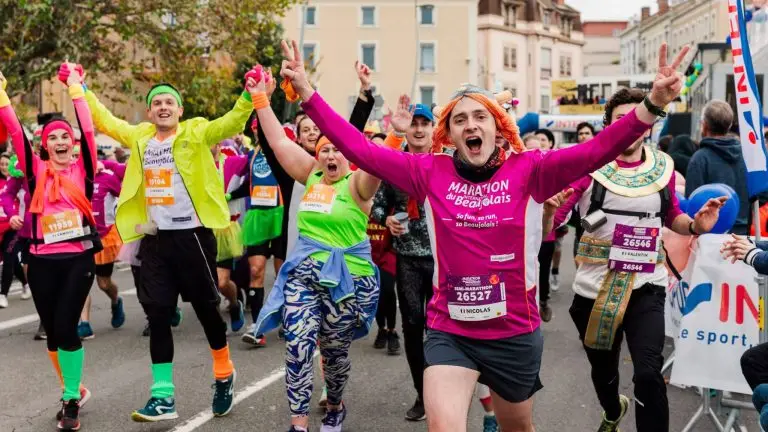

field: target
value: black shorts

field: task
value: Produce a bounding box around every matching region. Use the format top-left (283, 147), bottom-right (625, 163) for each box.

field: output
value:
top-left (94, 263), bottom-right (114, 278)
top-left (138, 227), bottom-right (220, 307)
top-left (246, 232), bottom-right (287, 260)
top-left (216, 259), bottom-right (234, 270)
top-left (424, 328), bottom-right (544, 403)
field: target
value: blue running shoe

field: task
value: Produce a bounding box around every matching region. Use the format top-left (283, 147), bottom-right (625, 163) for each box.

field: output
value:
top-left (77, 322), bottom-right (94, 340)
top-left (483, 414), bottom-right (499, 432)
top-left (131, 397), bottom-right (178, 422)
top-left (229, 300), bottom-right (245, 332)
top-left (321, 403), bottom-right (347, 432)
top-left (111, 297), bottom-right (125, 329)
top-left (171, 307), bottom-right (183, 327)
top-left (212, 369), bottom-right (236, 417)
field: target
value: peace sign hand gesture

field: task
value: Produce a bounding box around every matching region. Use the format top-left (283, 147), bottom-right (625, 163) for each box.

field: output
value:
top-left (280, 40), bottom-right (313, 100)
top-left (648, 43), bottom-right (690, 107)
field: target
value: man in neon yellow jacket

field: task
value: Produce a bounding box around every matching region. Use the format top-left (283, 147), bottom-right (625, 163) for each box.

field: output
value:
top-left (82, 69), bottom-right (262, 422)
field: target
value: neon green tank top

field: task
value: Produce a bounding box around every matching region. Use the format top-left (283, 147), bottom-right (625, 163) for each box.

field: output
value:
top-left (297, 171), bottom-right (374, 276)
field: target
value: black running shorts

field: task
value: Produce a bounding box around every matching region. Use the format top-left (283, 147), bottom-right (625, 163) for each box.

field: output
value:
top-left (246, 232), bottom-right (288, 261)
top-left (94, 263), bottom-right (114, 278)
top-left (138, 227), bottom-right (220, 307)
top-left (424, 327), bottom-right (544, 403)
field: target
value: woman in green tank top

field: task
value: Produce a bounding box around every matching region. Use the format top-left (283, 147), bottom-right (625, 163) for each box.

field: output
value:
top-left (250, 68), bottom-right (382, 432)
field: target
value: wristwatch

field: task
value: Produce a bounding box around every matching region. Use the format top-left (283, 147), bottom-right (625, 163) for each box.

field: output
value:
top-left (643, 97), bottom-right (667, 118)
top-left (688, 221), bottom-right (699, 236)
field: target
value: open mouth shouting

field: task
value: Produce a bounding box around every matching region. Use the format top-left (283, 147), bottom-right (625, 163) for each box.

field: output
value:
top-left (326, 162), bottom-right (338, 175)
top-left (465, 136), bottom-right (483, 155)
top-left (158, 112), bottom-right (172, 120)
top-left (53, 145), bottom-right (70, 157)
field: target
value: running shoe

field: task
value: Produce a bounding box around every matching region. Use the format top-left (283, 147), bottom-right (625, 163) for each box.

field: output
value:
top-left (0, 294), bottom-right (7, 308)
top-left (131, 397), bottom-right (179, 422)
top-left (483, 414), bottom-right (499, 432)
top-left (56, 388), bottom-right (91, 421)
top-left (405, 398), bottom-right (426, 421)
top-left (111, 296), bottom-right (126, 329)
top-left (34, 322), bottom-right (46, 340)
top-left (288, 427), bottom-right (308, 432)
top-left (57, 399), bottom-right (80, 431)
top-left (77, 321), bottom-right (94, 340)
top-left (539, 302), bottom-right (553, 323)
top-left (373, 328), bottom-right (387, 349)
top-left (550, 273), bottom-right (560, 292)
top-left (229, 300), bottom-right (245, 332)
top-left (171, 307), bottom-right (183, 327)
top-left (318, 386), bottom-right (328, 408)
top-left (320, 403), bottom-right (347, 432)
top-left (20, 284), bottom-right (31, 300)
top-left (387, 331), bottom-right (401, 356)
top-left (142, 322), bottom-right (151, 337)
top-left (597, 394), bottom-right (630, 432)
top-left (212, 369), bottom-right (236, 417)
top-left (241, 324), bottom-right (267, 347)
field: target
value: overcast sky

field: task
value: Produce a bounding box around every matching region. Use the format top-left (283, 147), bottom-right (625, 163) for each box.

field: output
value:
top-left (566, 0), bottom-right (656, 21)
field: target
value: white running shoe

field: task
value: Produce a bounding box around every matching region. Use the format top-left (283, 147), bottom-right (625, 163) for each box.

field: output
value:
top-left (550, 274), bottom-right (560, 292)
top-left (0, 294), bottom-right (8, 308)
top-left (20, 284), bottom-right (31, 300)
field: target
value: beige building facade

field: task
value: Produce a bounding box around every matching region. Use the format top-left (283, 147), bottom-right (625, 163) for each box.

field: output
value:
top-left (281, 0), bottom-right (478, 116)
top-left (582, 21), bottom-right (628, 77)
top-left (477, 0), bottom-right (585, 114)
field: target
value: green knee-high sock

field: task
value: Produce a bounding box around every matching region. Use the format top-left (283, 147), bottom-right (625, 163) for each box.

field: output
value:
top-left (58, 348), bottom-right (84, 402)
top-left (151, 363), bottom-right (175, 399)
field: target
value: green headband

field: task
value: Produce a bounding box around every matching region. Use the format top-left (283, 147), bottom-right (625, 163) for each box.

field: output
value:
top-left (146, 85), bottom-right (183, 107)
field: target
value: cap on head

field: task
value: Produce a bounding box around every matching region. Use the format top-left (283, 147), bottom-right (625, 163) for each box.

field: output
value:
top-left (146, 83), bottom-right (183, 107)
top-left (410, 104), bottom-right (435, 124)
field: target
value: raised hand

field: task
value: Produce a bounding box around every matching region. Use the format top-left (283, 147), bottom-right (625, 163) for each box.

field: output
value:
top-left (544, 188), bottom-right (574, 215)
top-left (649, 43), bottom-right (689, 107)
top-left (355, 61), bottom-right (372, 91)
top-left (245, 76), bottom-right (266, 97)
top-left (65, 63), bottom-right (83, 87)
top-left (390, 94), bottom-right (415, 133)
top-left (692, 196), bottom-right (728, 234)
top-left (265, 70), bottom-right (277, 98)
top-left (280, 40), bottom-right (311, 95)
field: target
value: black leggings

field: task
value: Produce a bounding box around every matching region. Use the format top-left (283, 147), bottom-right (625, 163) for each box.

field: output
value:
top-left (538, 241), bottom-right (555, 303)
top-left (1, 230), bottom-right (26, 295)
top-left (28, 252), bottom-right (95, 352)
top-left (142, 301), bottom-right (227, 364)
top-left (375, 270), bottom-right (396, 330)
top-left (396, 255), bottom-right (434, 400)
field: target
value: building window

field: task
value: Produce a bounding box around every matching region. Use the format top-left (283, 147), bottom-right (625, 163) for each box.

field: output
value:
top-left (540, 47), bottom-right (552, 80)
top-left (503, 4), bottom-right (516, 27)
top-left (305, 6), bottom-right (316, 25)
top-left (361, 6), bottom-right (375, 26)
top-left (503, 46), bottom-right (517, 71)
top-left (420, 86), bottom-right (435, 106)
top-left (559, 55), bottom-right (572, 77)
top-left (361, 43), bottom-right (377, 71)
top-left (420, 43), bottom-right (436, 72)
top-left (561, 18), bottom-right (571, 37)
top-left (543, 11), bottom-right (551, 29)
top-left (303, 43), bottom-right (317, 68)
top-left (420, 5), bottom-right (434, 25)
top-left (541, 92), bottom-right (551, 113)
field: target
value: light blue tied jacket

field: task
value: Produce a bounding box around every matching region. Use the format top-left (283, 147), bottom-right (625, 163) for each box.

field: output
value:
top-left (254, 234), bottom-right (380, 340)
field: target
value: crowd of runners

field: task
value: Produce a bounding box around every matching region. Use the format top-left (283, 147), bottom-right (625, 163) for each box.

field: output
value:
top-left (0, 38), bottom-right (743, 432)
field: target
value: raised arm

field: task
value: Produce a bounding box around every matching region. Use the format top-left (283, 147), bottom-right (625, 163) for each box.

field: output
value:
top-left (199, 93), bottom-right (254, 148)
top-left (83, 89), bottom-right (140, 149)
top-left (530, 43), bottom-right (689, 202)
top-left (64, 65), bottom-right (97, 174)
top-left (348, 61), bottom-right (375, 132)
top-left (280, 40), bottom-right (428, 200)
top-left (0, 73), bottom-right (35, 176)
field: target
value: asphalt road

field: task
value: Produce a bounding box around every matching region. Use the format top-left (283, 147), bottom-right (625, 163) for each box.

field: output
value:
top-left (0, 232), bottom-right (759, 432)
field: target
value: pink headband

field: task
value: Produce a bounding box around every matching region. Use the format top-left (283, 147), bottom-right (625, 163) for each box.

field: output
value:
top-left (41, 120), bottom-right (75, 150)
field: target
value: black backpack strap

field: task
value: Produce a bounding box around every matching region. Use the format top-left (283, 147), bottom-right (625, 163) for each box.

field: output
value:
top-left (659, 186), bottom-right (670, 227)
top-left (586, 179), bottom-right (665, 220)
top-left (586, 180), bottom-right (606, 216)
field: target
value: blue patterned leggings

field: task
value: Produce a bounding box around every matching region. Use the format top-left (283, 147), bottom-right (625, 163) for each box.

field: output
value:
top-left (283, 257), bottom-right (378, 416)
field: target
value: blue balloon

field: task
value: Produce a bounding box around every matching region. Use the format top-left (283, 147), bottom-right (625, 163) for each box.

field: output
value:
top-left (685, 183), bottom-right (740, 234)
top-left (676, 191), bottom-right (688, 214)
top-left (746, 9), bottom-right (754, 22)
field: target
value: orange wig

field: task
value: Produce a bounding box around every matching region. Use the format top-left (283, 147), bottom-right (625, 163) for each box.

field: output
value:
top-left (432, 91), bottom-right (525, 155)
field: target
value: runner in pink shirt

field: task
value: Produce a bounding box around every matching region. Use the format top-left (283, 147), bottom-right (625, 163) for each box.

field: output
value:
top-left (0, 64), bottom-right (98, 432)
top-left (278, 40), bottom-right (690, 431)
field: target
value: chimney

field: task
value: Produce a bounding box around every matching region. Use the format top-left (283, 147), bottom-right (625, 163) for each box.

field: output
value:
top-left (658, 0), bottom-right (669, 14)
top-left (641, 7), bottom-right (651, 21)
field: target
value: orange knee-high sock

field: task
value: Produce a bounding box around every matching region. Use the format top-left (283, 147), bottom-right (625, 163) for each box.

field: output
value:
top-left (48, 350), bottom-right (85, 391)
top-left (48, 350), bottom-right (64, 388)
top-left (211, 345), bottom-right (234, 380)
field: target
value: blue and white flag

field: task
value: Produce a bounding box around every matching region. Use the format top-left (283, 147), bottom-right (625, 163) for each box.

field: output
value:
top-left (728, 0), bottom-right (768, 198)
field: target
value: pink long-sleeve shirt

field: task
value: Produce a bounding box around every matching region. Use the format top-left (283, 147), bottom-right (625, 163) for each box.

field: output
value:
top-left (302, 92), bottom-right (653, 340)
top-left (0, 85), bottom-right (98, 255)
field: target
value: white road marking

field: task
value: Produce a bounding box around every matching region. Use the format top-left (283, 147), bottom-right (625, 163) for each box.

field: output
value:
top-left (170, 352), bottom-right (319, 432)
top-left (0, 288), bottom-right (136, 332)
